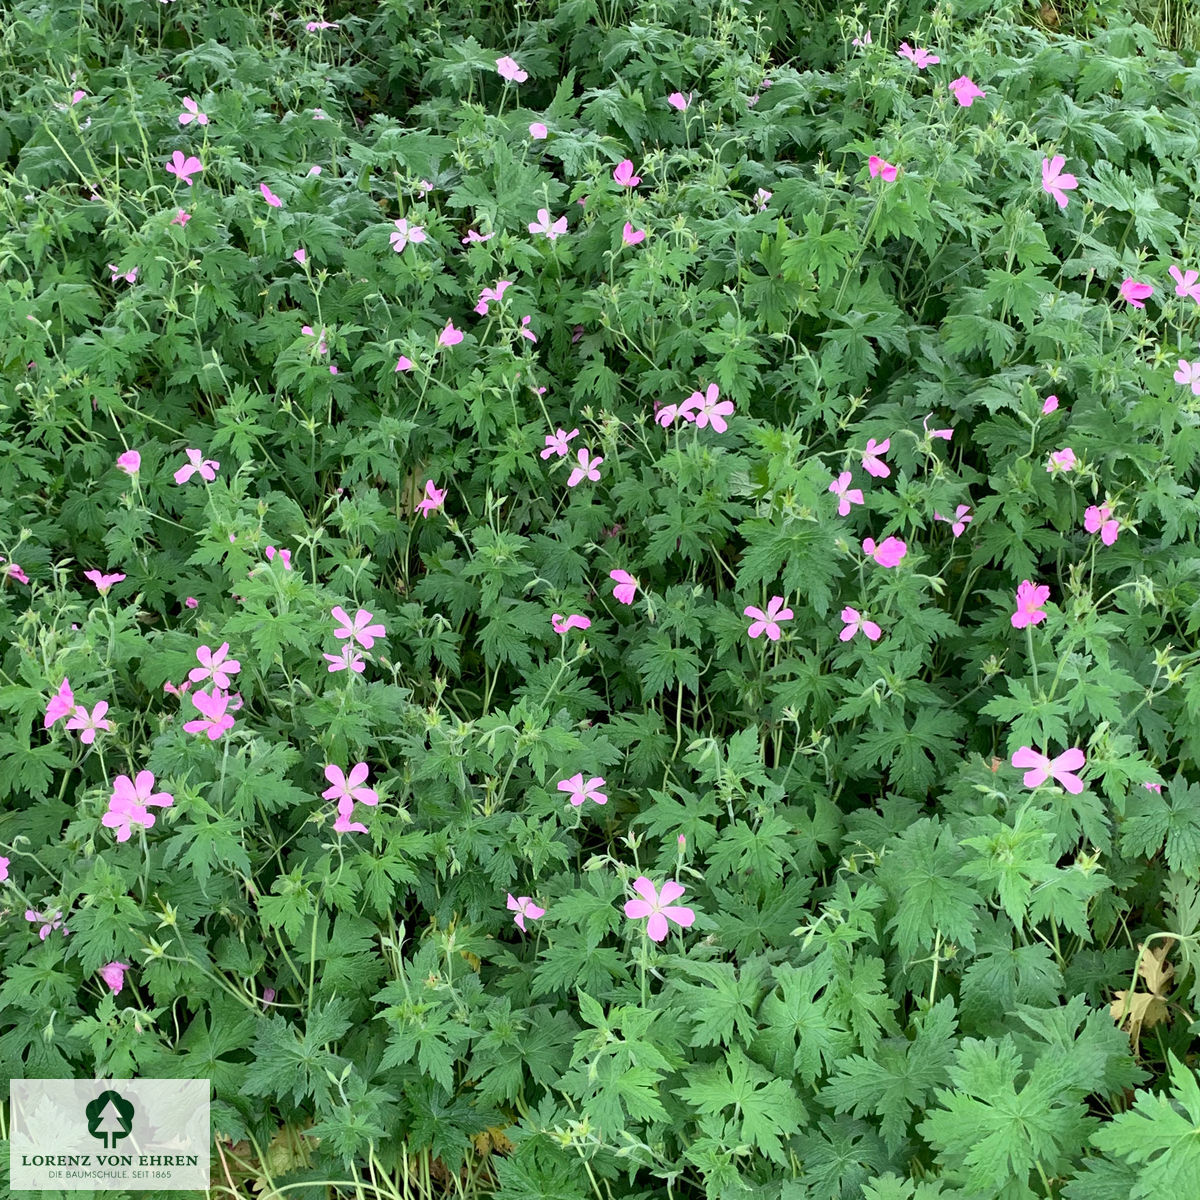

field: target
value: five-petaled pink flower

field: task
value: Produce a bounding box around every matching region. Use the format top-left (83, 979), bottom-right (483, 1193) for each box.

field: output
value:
top-left (183, 689), bottom-right (235, 739)
top-left (948, 75), bottom-right (986, 106)
top-left (840, 607), bottom-right (882, 642)
top-left (117, 449), bottom-right (141, 475)
top-left (567, 448), bottom-right (603, 487)
top-left (178, 97), bottom-right (208, 126)
top-left (260, 183), bottom-right (283, 208)
top-left (332, 606), bottom-right (386, 649)
top-left (99, 962), bottom-right (131, 995)
top-left (67, 701), bottom-right (113, 745)
top-left (1041, 155), bottom-right (1077, 209)
top-left (462, 229), bottom-right (494, 244)
top-left (558, 773), bottom-right (607, 807)
top-left (172, 209), bottom-right (191, 226)
top-left (496, 56), bottom-right (528, 83)
top-left (1085, 503), bottom-right (1119, 546)
top-left (165, 150), bottom-right (203, 186)
top-left (552, 613), bottom-right (591, 634)
top-left (528, 208), bottom-right (568, 240)
top-left (390, 218), bottom-right (427, 252)
top-left (507, 894), bottom-right (545, 932)
top-left (323, 762), bottom-right (379, 808)
top-left (416, 480), bottom-right (447, 517)
top-left (622, 222), bottom-right (646, 246)
top-left (437, 321), bottom-right (463, 348)
top-left (474, 279), bottom-right (512, 315)
top-left (189, 643), bottom-right (241, 690)
top-left (84, 570), bottom-right (125, 594)
top-left (1011, 746), bottom-right (1086, 794)
top-left (745, 595), bottom-right (794, 640)
top-left (45, 678), bottom-right (74, 729)
top-left (1012, 580), bottom-right (1050, 628)
top-left (610, 569), bottom-right (638, 605)
top-left (324, 645), bottom-right (366, 674)
top-left (541, 428), bottom-right (579, 459)
top-left (624, 877), bottom-right (695, 942)
top-left (174, 448), bottom-right (219, 484)
top-left (1118, 278), bottom-right (1153, 309)
top-left (1046, 447), bottom-right (1077, 474)
top-left (1169, 265), bottom-right (1200, 302)
top-left (862, 437), bottom-right (891, 478)
top-left (862, 536), bottom-right (907, 567)
top-left (668, 91), bottom-right (692, 110)
top-left (897, 41), bottom-right (939, 68)
top-left (689, 383), bottom-right (735, 432)
top-left (934, 505), bottom-right (972, 537)
top-left (868, 156), bottom-right (898, 181)
top-left (1174, 360), bottom-right (1200, 394)
top-left (613, 159), bottom-right (641, 188)
top-left (829, 471), bottom-right (864, 516)
top-left (103, 771), bottom-right (172, 841)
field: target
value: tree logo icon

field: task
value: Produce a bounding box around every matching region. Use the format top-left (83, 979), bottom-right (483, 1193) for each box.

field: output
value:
top-left (85, 1090), bottom-right (135, 1149)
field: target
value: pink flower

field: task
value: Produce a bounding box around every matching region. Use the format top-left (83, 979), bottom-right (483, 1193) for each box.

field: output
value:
top-left (1169, 265), bottom-right (1200, 301)
top-left (182, 688), bottom-right (235, 739)
top-left (519, 315), bottom-right (537, 342)
top-left (84, 569), bottom-right (125, 594)
top-left (1084, 504), bottom-right (1119, 545)
top-left (26, 909), bottom-right (68, 940)
top-left (496, 56), bottom-right (528, 83)
top-left (116, 449), bottom-right (141, 475)
top-left (753, 188), bottom-right (772, 211)
top-left (948, 76), bottom-right (985, 106)
top-left (113, 770), bottom-right (174, 811)
top-left (868, 156), bottom-right (898, 181)
top-left (1145, 782), bottom-right (1163, 793)
top-left (552, 613), bottom-right (592, 634)
top-left (622, 222), bottom-right (646, 245)
top-left (165, 151), bottom-right (203, 186)
top-left (1119, 278), bottom-right (1153, 309)
top-left (437, 321), bottom-right (463, 348)
top-left (861, 437), bottom-right (891, 478)
top-left (395, 355), bottom-right (414, 372)
top-left (416, 480), bottom-right (447, 517)
top-left (293, 248), bottom-right (307, 264)
top-left (567, 448), bottom-right (603, 487)
top-left (610, 569), bottom-right (638, 605)
top-left (107, 264), bottom-right (138, 284)
top-left (744, 595), bottom-right (794, 640)
top-left (852, 30), bottom-right (873, 47)
top-left (934, 505), bottom-right (972, 537)
top-left (613, 159), bottom-right (641, 187)
top-left (624, 877), bottom-right (695, 942)
top-left (189, 642), bottom-right (241, 690)
top-left (840, 607), bottom-right (882, 642)
top-left (1, 559), bottom-right (29, 585)
top-left (1041, 155), bottom-right (1077, 209)
top-left (897, 41), bottom-right (939, 68)
top-left (71, 89), bottom-right (87, 104)
top-left (324, 645), bottom-right (366, 674)
top-left (265, 545), bottom-right (292, 569)
top-left (306, 19), bottom-right (339, 31)
top-left (172, 209), bottom-right (191, 226)
top-left (0, 856), bottom-right (8, 882)
top-left (45, 679), bottom-right (74, 729)
top-left (474, 279), bottom-right (512, 315)
top-left (1046, 447), bottom-right (1077, 474)
top-left (541, 428), bottom-right (579, 459)
top-left (462, 229), bottom-right (494, 244)
top-left (667, 92), bottom-right (692, 110)
top-left (862, 536), bottom-right (907, 567)
top-left (1011, 746), bottom-right (1086, 794)
top-left (1042, 394), bottom-right (1059, 414)
top-left (178, 97), bottom-right (208, 126)
top-left (529, 208), bottom-right (568, 240)
top-left (260, 183), bottom-right (283, 208)
top-left (529, 121), bottom-right (548, 139)
top-left (390, 218), bottom-right (427, 252)
top-left (185, 596), bottom-right (198, 609)
top-left (323, 762), bottom-right (379, 808)
top-left (307, 164), bottom-right (322, 174)
top-left (689, 383), bottom-right (734, 432)
top-left (1011, 580), bottom-right (1050, 628)
top-left (66, 701), bottom-right (113, 745)
top-left (507, 894), bottom-right (545, 932)
top-left (103, 771), bottom-right (173, 841)
top-left (1174, 360), bottom-right (1200, 394)
top-left (332, 606), bottom-right (386, 649)
top-left (302, 324), bottom-right (329, 354)
top-left (558, 773), bottom-right (607, 807)
top-left (829, 471), bottom-right (865, 516)
top-left (655, 397), bottom-right (694, 427)
top-left (99, 962), bottom-right (131, 995)
top-left (174, 448), bottom-right (219, 484)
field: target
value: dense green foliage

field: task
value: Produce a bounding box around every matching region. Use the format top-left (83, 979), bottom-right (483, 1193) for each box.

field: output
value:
top-left (4, 0), bottom-right (1200, 1197)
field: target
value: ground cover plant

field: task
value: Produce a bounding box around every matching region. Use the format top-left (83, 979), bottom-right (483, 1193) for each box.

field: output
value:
top-left (3, 0), bottom-right (1200, 1197)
